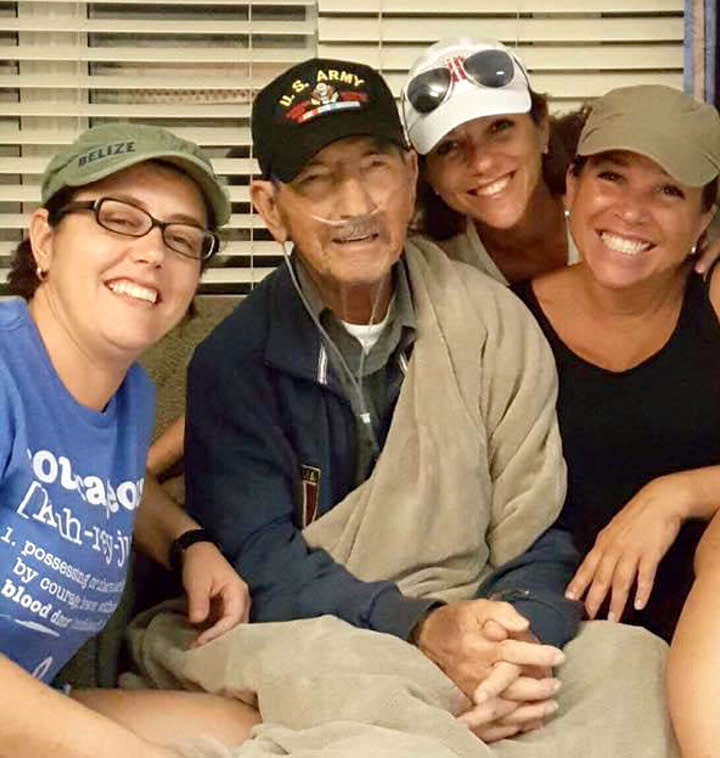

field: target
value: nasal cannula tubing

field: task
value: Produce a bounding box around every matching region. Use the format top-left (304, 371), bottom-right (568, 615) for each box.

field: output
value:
top-left (279, 213), bottom-right (391, 456)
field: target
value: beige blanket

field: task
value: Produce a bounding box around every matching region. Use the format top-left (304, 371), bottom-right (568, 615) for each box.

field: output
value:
top-left (128, 239), bottom-right (678, 756)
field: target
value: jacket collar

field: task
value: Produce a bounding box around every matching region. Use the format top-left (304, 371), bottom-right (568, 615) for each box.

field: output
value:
top-left (264, 251), bottom-right (413, 390)
top-left (264, 257), bottom-right (344, 390)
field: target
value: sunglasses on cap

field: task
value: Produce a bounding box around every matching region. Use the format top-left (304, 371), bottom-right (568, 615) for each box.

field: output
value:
top-left (405, 49), bottom-right (522, 115)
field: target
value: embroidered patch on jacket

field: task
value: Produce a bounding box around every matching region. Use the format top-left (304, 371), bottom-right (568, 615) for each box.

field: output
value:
top-left (300, 465), bottom-right (321, 527)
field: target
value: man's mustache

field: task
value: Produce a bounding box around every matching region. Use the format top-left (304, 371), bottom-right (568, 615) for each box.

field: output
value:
top-left (332, 216), bottom-right (383, 241)
top-left (311, 211), bottom-right (386, 242)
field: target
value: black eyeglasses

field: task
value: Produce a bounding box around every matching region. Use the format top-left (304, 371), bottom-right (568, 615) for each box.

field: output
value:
top-left (55, 197), bottom-right (219, 261)
top-left (405, 49), bottom-right (520, 115)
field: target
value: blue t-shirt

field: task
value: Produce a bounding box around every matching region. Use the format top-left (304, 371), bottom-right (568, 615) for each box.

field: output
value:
top-left (0, 298), bottom-right (154, 682)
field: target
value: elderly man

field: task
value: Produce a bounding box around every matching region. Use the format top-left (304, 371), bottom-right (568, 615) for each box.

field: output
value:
top-left (156, 59), bottom-right (677, 757)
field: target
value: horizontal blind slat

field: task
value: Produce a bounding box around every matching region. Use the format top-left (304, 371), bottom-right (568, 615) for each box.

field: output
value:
top-left (318, 0), bottom-right (682, 11)
top-left (0, 157), bottom-right (260, 174)
top-left (202, 268), bottom-right (275, 284)
top-left (316, 43), bottom-right (683, 71)
top-left (0, 241), bottom-right (281, 255)
top-left (318, 16), bottom-right (683, 42)
top-left (0, 213), bottom-right (264, 229)
top-left (19, 0), bottom-right (313, 4)
top-left (3, 73), bottom-right (290, 90)
top-left (0, 185), bottom-right (252, 203)
top-left (2, 103), bottom-right (252, 118)
top-left (2, 18), bottom-right (315, 34)
top-left (0, 45), bottom-right (312, 64)
top-left (0, 266), bottom-right (275, 286)
top-left (0, 127), bottom-right (252, 146)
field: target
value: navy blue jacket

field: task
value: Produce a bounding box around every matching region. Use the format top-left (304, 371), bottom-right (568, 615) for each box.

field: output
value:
top-left (186, 262), bottom-right (581, 644)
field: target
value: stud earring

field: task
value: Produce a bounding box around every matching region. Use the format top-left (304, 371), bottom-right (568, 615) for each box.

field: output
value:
top-left (690, 243), bottom-right (698, 255)
top-left (35, 266), bottom-right (47, 282)
top-left (564, 209), bottom-right (570, 218)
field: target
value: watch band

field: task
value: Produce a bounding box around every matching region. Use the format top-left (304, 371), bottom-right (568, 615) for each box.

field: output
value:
top-left (168, 528), bottom-right (213, 573)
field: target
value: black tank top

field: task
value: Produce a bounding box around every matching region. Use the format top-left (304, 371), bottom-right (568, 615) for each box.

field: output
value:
top-left (515, 270), bottom-right (720, 641)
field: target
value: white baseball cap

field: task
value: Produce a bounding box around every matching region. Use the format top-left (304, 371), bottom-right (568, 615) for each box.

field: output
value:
top-left (401, 38), bottom-right (532, 155)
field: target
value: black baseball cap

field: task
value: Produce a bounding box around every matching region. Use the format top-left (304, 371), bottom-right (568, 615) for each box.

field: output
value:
top-left (252, 58), bottom-right (408, 183)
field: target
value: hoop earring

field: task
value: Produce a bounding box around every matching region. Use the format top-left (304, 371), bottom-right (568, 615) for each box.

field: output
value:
top-left (36, 266), bottom-right (47, 282)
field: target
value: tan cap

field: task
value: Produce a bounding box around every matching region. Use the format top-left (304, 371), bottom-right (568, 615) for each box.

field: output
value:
top-left (578, 85), bottom-right (720, 186)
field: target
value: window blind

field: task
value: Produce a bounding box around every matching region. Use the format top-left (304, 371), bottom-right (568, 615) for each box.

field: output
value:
top-left (2, 1), bottom-right (685, 293)
top-left (318, 0), bottom-right (684, 112)
top-left (1, 0), bottom-right (316, 294)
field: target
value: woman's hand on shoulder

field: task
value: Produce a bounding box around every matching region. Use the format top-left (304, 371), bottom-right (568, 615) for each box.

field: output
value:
top-left (564, 475), bottom-right (690, 622)
top-left (181, 542), bottom-right (250, 646)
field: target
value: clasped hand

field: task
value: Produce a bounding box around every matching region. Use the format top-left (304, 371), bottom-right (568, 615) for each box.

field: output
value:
top-left (415, 599), bottom-right (565, 743)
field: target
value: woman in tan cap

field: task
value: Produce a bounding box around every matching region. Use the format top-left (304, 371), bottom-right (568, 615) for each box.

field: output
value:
top-left (512, 84), bottom-right (720, 757)
top-left (0, 123), bottom-right (258, 758)
top-left (401, 38), bottom-right (719, 283)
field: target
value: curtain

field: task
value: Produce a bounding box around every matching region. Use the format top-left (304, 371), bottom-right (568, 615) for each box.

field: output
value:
top-left (685, 0), bottom-right (718, 103)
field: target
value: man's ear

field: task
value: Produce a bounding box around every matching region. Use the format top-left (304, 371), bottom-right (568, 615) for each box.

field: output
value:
top-left (403, 149), bottom-right (419, 223)
top-left (28, 208), bottom-right (55, 272)
top-left (250, 179), bottom-right (289, 243)
top-left (405, 147), bottom-right (419, 184)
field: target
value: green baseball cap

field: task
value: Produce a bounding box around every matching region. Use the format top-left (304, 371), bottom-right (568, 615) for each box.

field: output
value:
top-left (41, 122), bottom-right (231, 226)
top-left (578, 85), bottom-right (720, 187)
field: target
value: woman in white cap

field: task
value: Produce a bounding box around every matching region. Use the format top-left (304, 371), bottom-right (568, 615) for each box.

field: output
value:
top-left (511, 85), bottom-right (720, 757)
top-left (401, 38), bottom-right (717, 283)
top-left (0, 123), bottom-right (258, 758)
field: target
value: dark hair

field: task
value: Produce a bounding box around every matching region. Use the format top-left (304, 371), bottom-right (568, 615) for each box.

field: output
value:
top-left (8, 187), bottom-right (76, 301)
top-left (569, 155), bottom-right (719, 212)
top-left (8, 160), bottom-right (217, 302)
top-left (415, 90), bottom-right (589, 241)
top-left (701, 179), bottom-right (718, 212)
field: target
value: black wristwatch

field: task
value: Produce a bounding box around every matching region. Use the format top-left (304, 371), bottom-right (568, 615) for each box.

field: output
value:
top-left (168, 528), bottom-right (213, 574)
